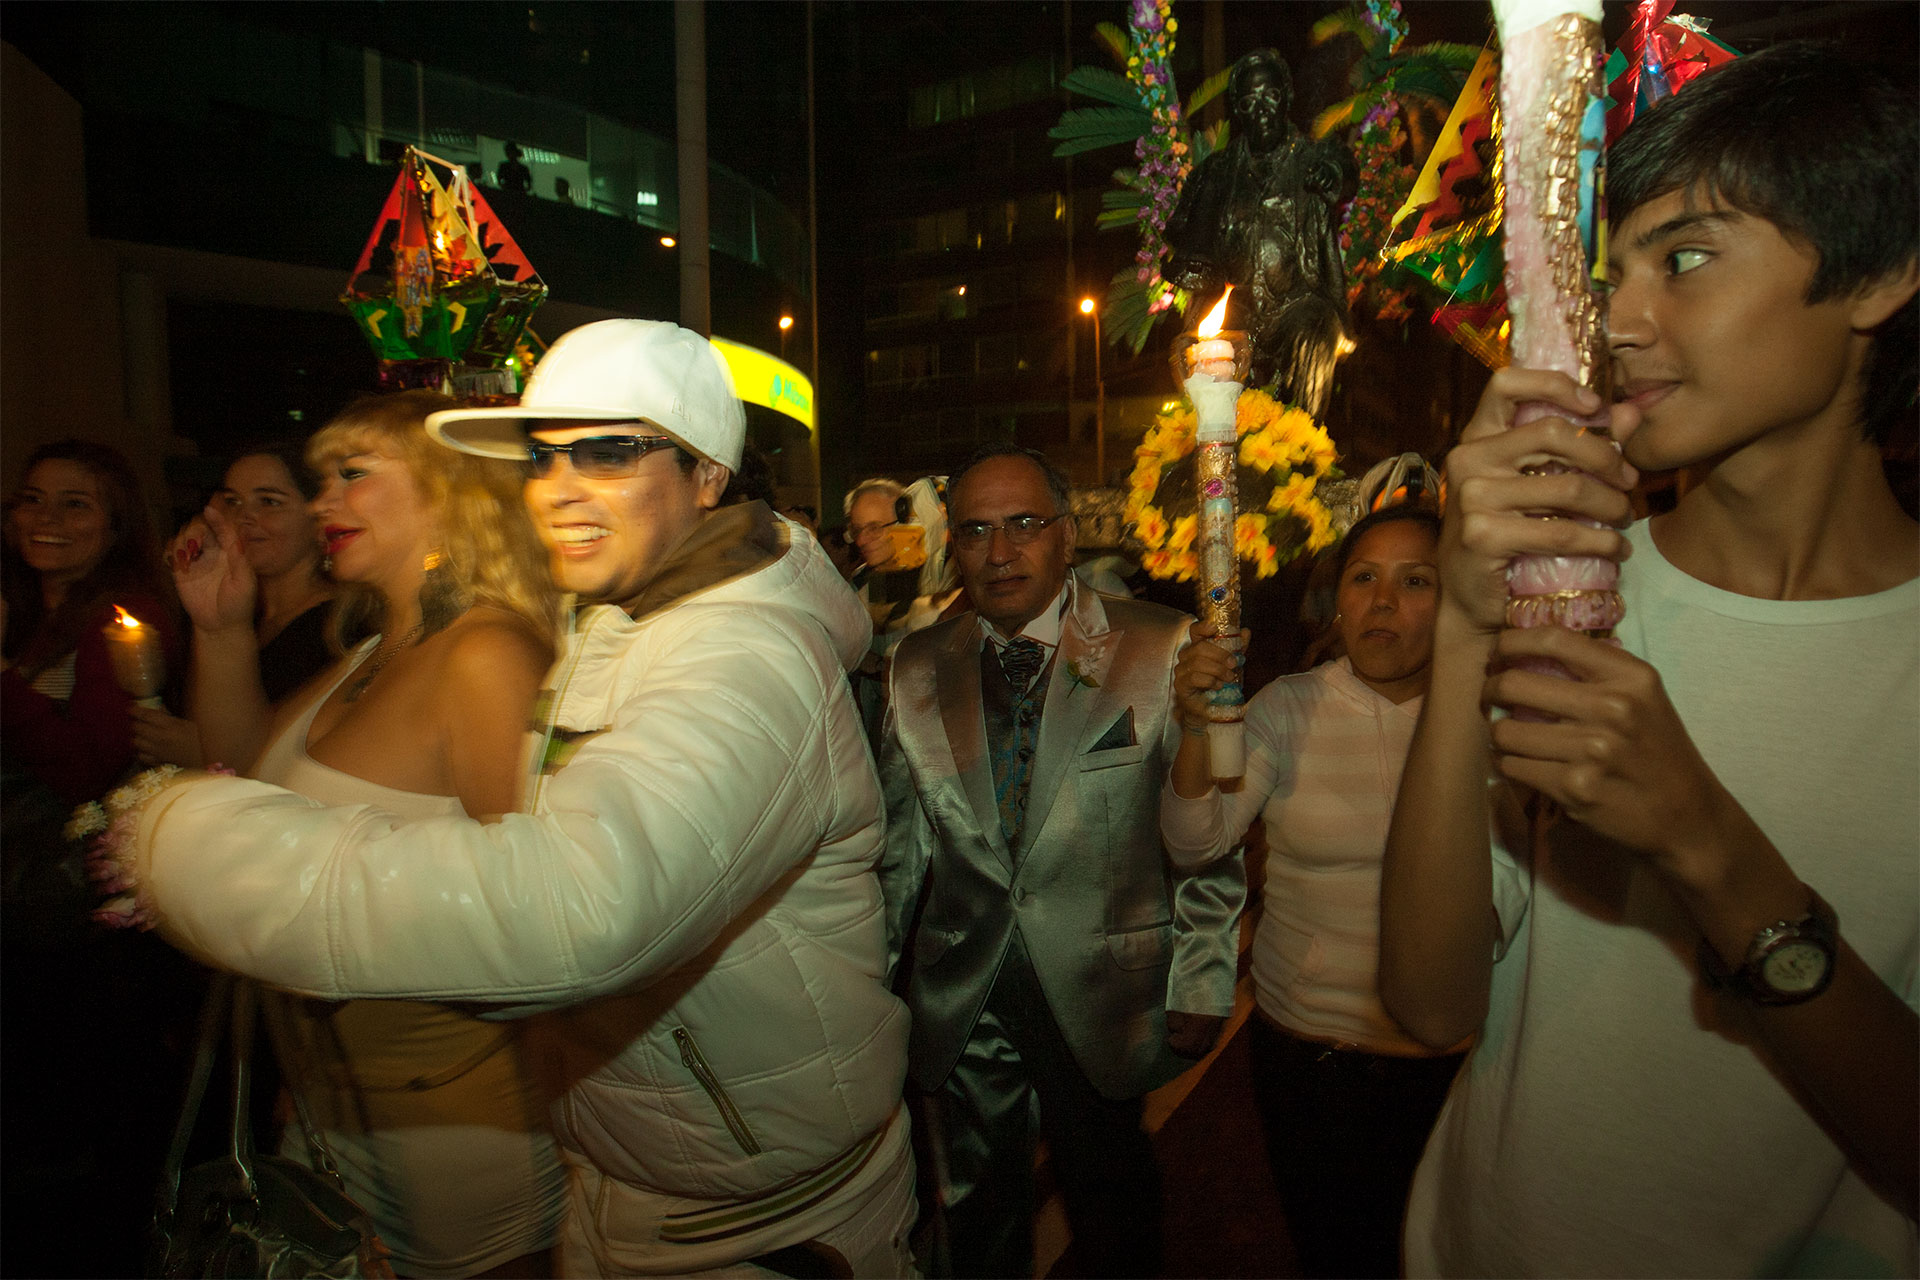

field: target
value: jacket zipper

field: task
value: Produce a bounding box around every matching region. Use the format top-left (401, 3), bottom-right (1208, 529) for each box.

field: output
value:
top-left (673, 1027), bottom-right (762, 1156)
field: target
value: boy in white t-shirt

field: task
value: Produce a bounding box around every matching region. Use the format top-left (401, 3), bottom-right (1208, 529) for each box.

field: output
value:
top-left (1378, 43), bottom-right (1918, 1276)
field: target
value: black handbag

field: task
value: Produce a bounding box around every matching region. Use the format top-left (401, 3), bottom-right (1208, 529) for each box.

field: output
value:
top-left (149, 972), bottom-right (395, 1279)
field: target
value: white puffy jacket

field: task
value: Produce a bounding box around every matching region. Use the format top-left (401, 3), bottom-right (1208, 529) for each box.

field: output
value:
top-left (130, 517), bottom-right (909, 1268)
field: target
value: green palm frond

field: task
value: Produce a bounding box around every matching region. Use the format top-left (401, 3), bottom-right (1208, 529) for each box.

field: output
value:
top-left (1061, 65), bottom-right (1144, 109)
top-left (1312, 94), bottom-right (1377, 139)
top-left (1105, 271), bottom-right (1162, 354)
top-left (1187, 67), bottom-right (1232, 116)
top-left (1310, 9), bottom-right (1372, 48)
top-left (1049, 105), bottom-right (1154, 156)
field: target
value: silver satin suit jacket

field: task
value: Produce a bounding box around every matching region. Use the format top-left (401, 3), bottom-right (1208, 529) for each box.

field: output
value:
top-left (879, 585), bottom-right (1245, 1100)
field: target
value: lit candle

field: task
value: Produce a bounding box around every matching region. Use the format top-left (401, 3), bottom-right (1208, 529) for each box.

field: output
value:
top-left (103, 606), bottom-right (166, 708)
top-left (1169, 287), bottom-right (1249, 779)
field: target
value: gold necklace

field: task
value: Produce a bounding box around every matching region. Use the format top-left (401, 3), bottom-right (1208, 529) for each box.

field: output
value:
top-left (341, 622), bottom-right (425, 703)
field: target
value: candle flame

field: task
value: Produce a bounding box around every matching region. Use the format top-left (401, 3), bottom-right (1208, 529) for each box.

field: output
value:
top-left (112, 606), bottom-right (143, 630)
top-left (1197, 286), bottom-right (1234, 339)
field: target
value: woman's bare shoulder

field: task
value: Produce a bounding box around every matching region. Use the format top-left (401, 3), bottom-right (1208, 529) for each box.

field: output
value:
top-left (439, 606), bottom-right (555, 678)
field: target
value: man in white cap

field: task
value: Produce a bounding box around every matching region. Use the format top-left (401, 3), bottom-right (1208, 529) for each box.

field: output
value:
top-left (112, 320), bottom-right (918, 1276)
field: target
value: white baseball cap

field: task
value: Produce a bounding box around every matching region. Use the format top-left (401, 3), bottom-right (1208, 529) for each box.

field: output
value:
top-left (426, 319), bottom-right (746, 471)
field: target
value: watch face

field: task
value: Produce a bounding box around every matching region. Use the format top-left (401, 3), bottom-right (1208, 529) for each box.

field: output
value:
top-left (1762, 941), bottom-right (1831, 994)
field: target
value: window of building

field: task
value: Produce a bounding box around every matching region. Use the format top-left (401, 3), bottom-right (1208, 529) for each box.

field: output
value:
top-left (907, 56), bottom-right (1058, 129)
top-left (1012, 191), bottom-right (1066, 242)
top-left (867, 343), bottom-right (938, 387)
top-left (975, 332), bottom-right (1020, 375)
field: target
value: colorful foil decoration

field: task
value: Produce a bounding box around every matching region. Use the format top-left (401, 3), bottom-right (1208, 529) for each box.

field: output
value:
top-left (1493, 0), bottom-right (1623, 649)
top-left (1603, 2), bottom-right (1737, 144)
top-left (1382, 47), bottom-right (1512, 368)
top-left (341, 147), bottom-right (547, 392)
top-left (1169, 289), bottom-right (1251, 779)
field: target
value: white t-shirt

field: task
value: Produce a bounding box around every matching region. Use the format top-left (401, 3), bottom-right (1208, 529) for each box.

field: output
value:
top-left (1405, 519), bottom-right (1920, 1278)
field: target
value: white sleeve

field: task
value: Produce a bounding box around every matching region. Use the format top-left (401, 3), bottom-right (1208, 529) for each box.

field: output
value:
top-left (1158, 681), bottom-right (1291, 870)
top-left (135, 625), bottom-right (863, 1009)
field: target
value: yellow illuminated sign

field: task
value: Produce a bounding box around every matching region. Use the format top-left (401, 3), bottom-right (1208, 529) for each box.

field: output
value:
top-left (711, 337), bottom-right (814, 434)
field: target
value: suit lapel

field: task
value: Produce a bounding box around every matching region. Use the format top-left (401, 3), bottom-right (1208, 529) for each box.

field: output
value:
top-left (934, 617), bottom-right (1012, 870)
top-left (1016, 586), bottom-right (1113, 860)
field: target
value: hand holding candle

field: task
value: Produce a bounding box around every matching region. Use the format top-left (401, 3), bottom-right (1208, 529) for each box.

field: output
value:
top-left (104, 606), bottom-right (166, 708)
top-left (1170, 288), bottom-right (1251, 779)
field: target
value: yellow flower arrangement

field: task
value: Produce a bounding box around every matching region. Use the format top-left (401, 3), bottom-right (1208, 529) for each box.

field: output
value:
top-left (1123, 389), bottom-right (1340, 582)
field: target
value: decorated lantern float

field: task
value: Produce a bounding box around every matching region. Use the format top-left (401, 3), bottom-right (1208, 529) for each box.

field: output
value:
top-left (342, 146), bottom-right (547, 397)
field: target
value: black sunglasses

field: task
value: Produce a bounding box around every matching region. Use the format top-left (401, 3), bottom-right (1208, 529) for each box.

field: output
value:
top-left (527, 435), bottom-right (679, 479)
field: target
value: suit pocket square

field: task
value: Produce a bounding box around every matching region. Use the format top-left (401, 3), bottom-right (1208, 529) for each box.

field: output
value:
top-left (1088, 708), bottom-right (1136, 753)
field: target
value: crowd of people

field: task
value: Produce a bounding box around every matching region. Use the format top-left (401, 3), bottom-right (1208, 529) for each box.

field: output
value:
top-left (1, 44), bottom-right (1914, 1280)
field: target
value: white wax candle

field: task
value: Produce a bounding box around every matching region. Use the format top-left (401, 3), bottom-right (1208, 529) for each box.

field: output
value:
top-left (1183, 375), bottom-right (1242, 443)
top-left (1491, 0), bottom-right (1600, 38)
top-left (1207, 722), bottom-right (1245, 780)
top-left (103, 609), bottom-right (166, 705)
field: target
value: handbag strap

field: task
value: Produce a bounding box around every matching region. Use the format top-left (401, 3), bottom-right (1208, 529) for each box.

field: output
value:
top-left (153, 973), bottom-right (359, 1241)
top-left (153, 970), bottom-right (237, 1232)
top-left (226, 977), bottom-right (261, 1196)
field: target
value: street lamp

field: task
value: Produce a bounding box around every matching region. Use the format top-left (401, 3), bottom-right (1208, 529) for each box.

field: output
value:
top-left (779, 313), bottom-right (794, 360)
top-left (1079, 297), bottom-right (1106, 485)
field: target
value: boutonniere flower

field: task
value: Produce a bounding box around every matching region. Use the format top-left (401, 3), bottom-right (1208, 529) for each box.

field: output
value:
top-left (1066, 641), bottom-right (1112, 690)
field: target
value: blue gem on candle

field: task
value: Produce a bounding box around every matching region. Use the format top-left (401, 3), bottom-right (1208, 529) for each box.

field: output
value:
top-left (1210, 586), bottom-right (1227, 602)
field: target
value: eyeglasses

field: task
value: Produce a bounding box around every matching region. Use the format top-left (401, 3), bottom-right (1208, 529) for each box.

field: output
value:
top-left (527, 436), bottom-right (678, 479)
top-left (846, 520), bottom-right (897, 543)
top-left (951, 514), bottom-right (1064, 550)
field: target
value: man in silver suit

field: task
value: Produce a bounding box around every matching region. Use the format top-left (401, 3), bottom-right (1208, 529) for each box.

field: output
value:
top-left (879, 443), bottom-right (1243, 1278)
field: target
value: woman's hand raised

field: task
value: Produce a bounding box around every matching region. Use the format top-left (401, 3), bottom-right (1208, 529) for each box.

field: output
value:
top-left (170, 505), bottom-right (256, 635)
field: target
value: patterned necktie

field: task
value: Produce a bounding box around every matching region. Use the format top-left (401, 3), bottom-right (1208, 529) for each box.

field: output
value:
top-left (998, 637), bottom-right (1045, 695)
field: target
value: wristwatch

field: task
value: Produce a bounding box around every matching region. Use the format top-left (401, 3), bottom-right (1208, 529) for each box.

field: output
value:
top-left (1698, 888), bottom-right (1839, 1006)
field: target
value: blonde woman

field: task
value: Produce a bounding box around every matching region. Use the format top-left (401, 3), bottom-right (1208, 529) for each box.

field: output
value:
top-left (171, 390), bottom-right (565, 1278)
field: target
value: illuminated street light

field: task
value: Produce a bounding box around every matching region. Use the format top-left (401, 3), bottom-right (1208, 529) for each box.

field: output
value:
top-left (660, 235), bottom-right (677, 248)
top-left (1079, 296), bottom-right (1106, 484)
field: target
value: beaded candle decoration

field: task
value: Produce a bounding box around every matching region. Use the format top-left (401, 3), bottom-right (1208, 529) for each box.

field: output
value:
top-left (1169, 289), bottom-right (1252, 778)
top-left (1494, 0), bottom-right (1624, 647)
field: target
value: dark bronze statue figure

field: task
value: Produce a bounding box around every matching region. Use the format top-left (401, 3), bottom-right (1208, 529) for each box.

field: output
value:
top-left (1166, 49), bottom-right (1357, 416)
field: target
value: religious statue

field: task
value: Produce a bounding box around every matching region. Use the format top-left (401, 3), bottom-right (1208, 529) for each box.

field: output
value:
top-left (1165, 49), bottom-right (1358, 416)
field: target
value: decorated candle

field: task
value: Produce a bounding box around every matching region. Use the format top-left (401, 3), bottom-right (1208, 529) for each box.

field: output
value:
top-left (1169, 289), bottom-right (1250, 779)
top-left (103, 606), bottom-right (166, 708)
top-left (1494, 0), bottom-right (1625, 646)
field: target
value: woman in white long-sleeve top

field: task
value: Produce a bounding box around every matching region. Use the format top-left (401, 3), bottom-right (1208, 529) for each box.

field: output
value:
top-left (1161, 502), bottom-right (1462, 1279)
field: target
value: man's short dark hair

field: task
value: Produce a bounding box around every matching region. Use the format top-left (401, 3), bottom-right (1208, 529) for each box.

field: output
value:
top-left (948, 443), bottom-right (1071, 516)
top-left (1610, 42), bottom-right (1918, 441)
